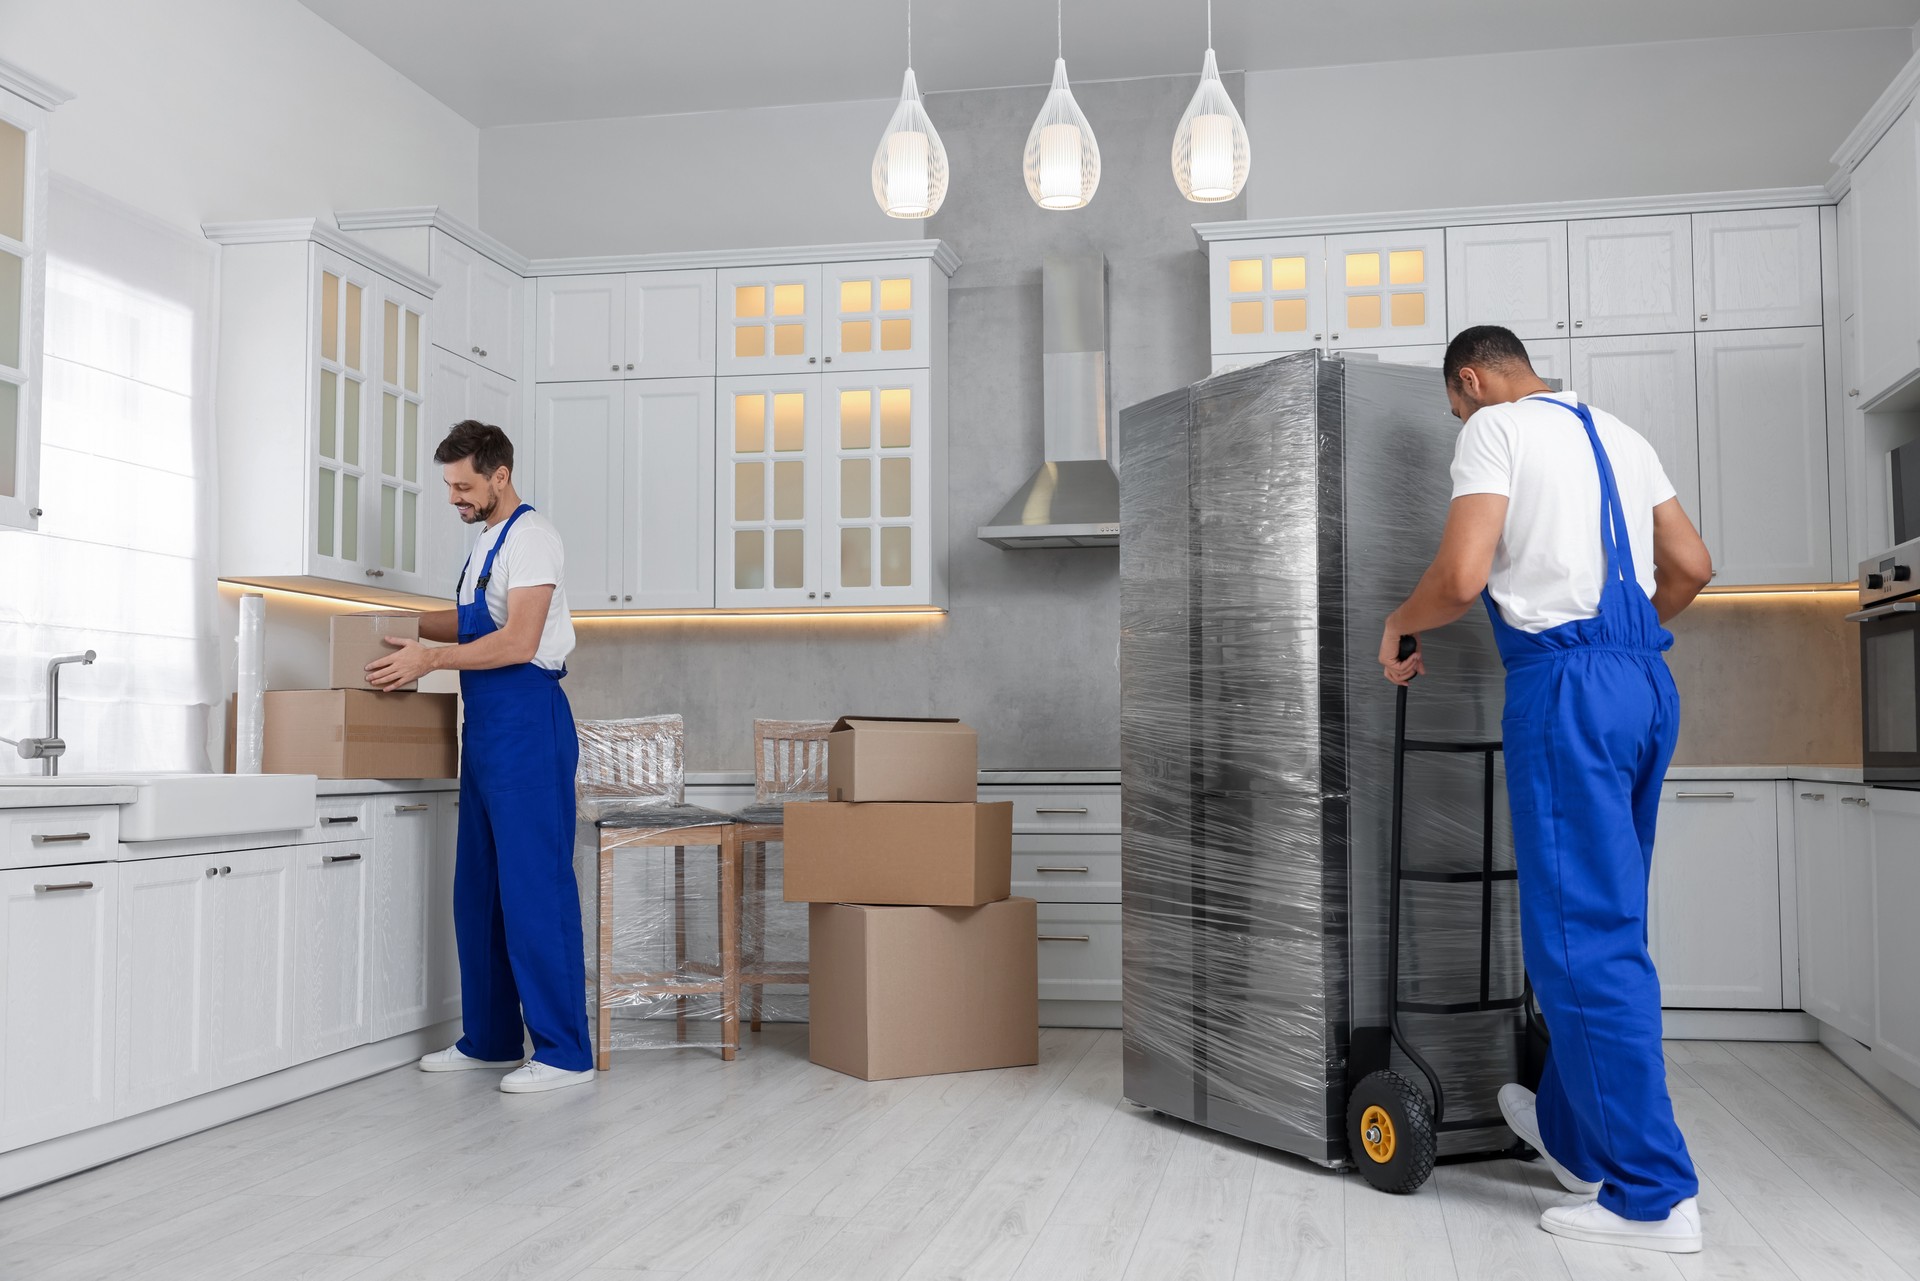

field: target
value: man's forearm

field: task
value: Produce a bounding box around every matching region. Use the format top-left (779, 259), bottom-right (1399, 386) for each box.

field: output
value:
top-left (423, 628), bottom-right (535, 673)
top-left (1650, 567), bottom-right (1706, 624)
top-left (418, 609), bottom-right (459, 644)
top-left (1387, 572), bottom-right (1481, 638)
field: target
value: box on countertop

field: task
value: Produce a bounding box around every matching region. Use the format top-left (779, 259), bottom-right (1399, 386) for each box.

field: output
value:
top-left (783, 801), bottom-right (1012, 907)
top-left (827, 716), bottom-right (978, 803)
top-left (329, 612), bottom-right (421, 691)
top-left (263, 689), bottom-right (457, 779)
top-left (808, 898), bottom-right (1040, 1081)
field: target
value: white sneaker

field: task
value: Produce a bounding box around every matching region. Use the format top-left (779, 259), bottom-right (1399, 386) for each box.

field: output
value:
top-left (1499, 1084), bottom-right (1603, 1197)
top-left (418, 1044), bottom-right (522, 1072)
top-left (1540, 1196), bottom-right (1702, 1254)
top-left (499, 1061), bottom-right (595, 1094)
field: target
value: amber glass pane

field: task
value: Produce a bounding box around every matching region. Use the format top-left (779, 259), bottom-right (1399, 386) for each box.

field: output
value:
top-left (316, 467), bottom-right (335, 555)
top-left (735, 285), bottom-right (766, 319)
top-left (841, 459), bottom-right (871, 518)
top-left (1390, 292), bottom-right (1427, 327)
top-left (773, 528), bottom-right (805, 588)
top-left (840, 280), bottom-right (872, 313)
top-left (733, 394), bottom-right (766, 453)
top-left (773, 283), bottom-right (805, 317)
top-left (879, 277), bottom-right (912, 311)
top-left (1272, 256), bottom-right (1308, 291)
top-left (383, 301), bottom-right (399, 383)
top-left (344, 282), bottom-right (363, 371)
top-left (735, 462), bottom-right (765, 521)
top-left (880, 388), bottom-right (912, 447)
top-left (318, 370), bottom-right (338, 459)
top-left (840, 389), bottom-right (872, 448)
top-left (1348, 295), bottom-right (1382, 329)
top-left (841, 320), bottom-right (872, 353)
top-left (0, 381), bottom-right (16, 497)
top-left (735, 530), bottom-right (764, 589)
top-left (1229, 300), bottom-right (1264, 335)
top-left (0, 251), bottom-right (19, 368)
top-left (405, 311), bottom-right (421, 391)
top-left (773, 323), bottom-right (806, 356)
top-left (880, 318), bottom-right (912, 352)
top-left (841, 527), bottom-right (873, 588)
top-left (342, 377), bottom-right (361, 464)
top-left (1389, 250), bottom-right (1425, 285)
top-left (341, 474), bottom-right (360, 561)
top-left (1228, 259), bottom-right (1262, 293)
top-left (881, 457), bottom-right (911, 518)
top-left (773, 392), bottom-right (806, 451)
top-left (321, 273), bottom-right (340, 363)
top-left (735, 325), bottom-right (766, 358)
top-left (382, 393), bottom-right (399, 474)
top-left (1273, 299), bottom-right (1309, 333)
top-left (0, 122), bottom-right (25, 243)
top-left (380, 486), bottom-right (396, 569)
top-left (774, 460), bottom-right (806, 520)
top-left (402, 490), bottom-right (418, 573)
top-left (403, 401), bottom-right (419, 483)
top-left (1345, 253), bottom-right (1381, 288)
top-left (881, 526), bottom-right (911, 587)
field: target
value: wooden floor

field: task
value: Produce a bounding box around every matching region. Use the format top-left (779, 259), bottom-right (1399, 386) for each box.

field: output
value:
top-left (2, 1030), bottom-right (1918, 1280)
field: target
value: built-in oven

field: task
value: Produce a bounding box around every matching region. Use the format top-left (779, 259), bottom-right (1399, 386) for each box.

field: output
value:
top-left (1852, 537), bottom-right (1920, 787)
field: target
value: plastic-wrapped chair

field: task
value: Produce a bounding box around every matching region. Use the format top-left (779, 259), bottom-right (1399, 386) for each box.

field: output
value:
top-left (732, 719), bottom-right (831, 1031)
top-left (578, 715), bottom-right (740, 1067)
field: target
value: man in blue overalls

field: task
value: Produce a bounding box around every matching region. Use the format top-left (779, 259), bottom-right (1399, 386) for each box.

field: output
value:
top-left (1379, 327), bottom-right (1715, 1252)
top-left (367, 420), bottom-right (594, 1094)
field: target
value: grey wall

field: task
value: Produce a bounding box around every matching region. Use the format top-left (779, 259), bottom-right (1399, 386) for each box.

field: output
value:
top-left (559, 74), bottom-right (1242, 771)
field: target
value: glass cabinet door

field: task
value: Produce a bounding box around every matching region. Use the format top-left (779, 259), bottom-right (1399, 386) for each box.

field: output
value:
top-left (715, 265), bottom-right (823, 377)
top-left (312, 250), bottom-right (374, 574)
top-left (1325, 230), bottom-right (1447, 349)
top-left (823, 261), bottom-right (930, 371)
top-left (822, 369), bottom-right (931, 605)
top-left (375, 284), bottom-right (428, 590)
top-left (0, 94), bottom-right (46, 531)
top-left (1209, 237), bottom-right (1325, 356)
top-left (717, 374), bottom-right (820, 607)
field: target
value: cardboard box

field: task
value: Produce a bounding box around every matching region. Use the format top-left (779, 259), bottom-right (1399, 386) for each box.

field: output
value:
top-left (329, 612), bottom-right (422, 691)
top-left (783, 802), bottom-right (1012, 906)
top-left (263, 689), bottom-right (458, 779)
top-left (827, 716), bottom-right (978, 802)
top-left (808, 898), bottom-right (1040, 1081)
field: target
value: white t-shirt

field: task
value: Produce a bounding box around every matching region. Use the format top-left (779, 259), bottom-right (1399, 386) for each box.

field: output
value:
top-left (457, 509), bottom-right (576, 670)
top-left (1450, 390), bottom-right (1677, 634)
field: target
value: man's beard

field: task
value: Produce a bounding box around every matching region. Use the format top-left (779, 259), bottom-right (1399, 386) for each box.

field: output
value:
top-left (462, 494), bottom-right (498, 524)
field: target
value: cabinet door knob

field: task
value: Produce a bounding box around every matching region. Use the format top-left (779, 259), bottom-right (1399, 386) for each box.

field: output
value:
top-left (480, 349), bottom-right (488, 357)
top-left (626, 363), bottom-right (635, 370)
top-left (824, 592), bottom-right (832, 599)
top-left (206, 867), bottom-right (218, 878)
top-left (1700, 314), bottom-right (1709, 322)
top-left (1850, 389), bottom-right (1861, 397)
top-left (1556, 321), bottom-right (1566, 329)
top-left (807, 591), bottom-right (817, 599)
top-left (1574, 320), bottom-right (1584, 328)
top-left (624, 594), bottom-right (633, 601)
top-left (1313, 333), bottom-right (1323, 341)
top-left (824, 356), bottom-right (833, 363)
top-left (1331, 333), bottom-right (1341, 342)
top-left (220, 866), bottom-right (232, 875)
top-left (472, 345), bottom-right (481, 354)
top-left (365, 568), bottom-right (385, 578)
top-left (608, 595), bottom-right (617, 602)
top-left (611, 364), bottom-right (620, 371)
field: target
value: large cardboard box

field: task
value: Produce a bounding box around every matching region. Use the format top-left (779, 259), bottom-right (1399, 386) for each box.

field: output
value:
top-left (827, 716), bottom-right (977, 802)
top-left (329, 612), bottom-right (421, 691)
top-left (263, 689), bottom-right (458, 779)
top-left (783, 802), bottom-right (1012, 906)
top-left (808, 898), bottom-right (1040, 1081)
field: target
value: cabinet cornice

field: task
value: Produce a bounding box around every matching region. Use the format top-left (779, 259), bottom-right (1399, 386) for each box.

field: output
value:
top-left (202, 218), bottom-right (441, 299)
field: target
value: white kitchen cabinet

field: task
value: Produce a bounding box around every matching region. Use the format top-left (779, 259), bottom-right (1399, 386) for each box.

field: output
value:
top-left (294, 840), bottom-right (367, 1060)
top-left (1211, 236), bottom-right (1326, 356)
top-left (0, 865), bottom-right (116, 1151)
top-left (114, 855), bottom-right (212, 1115)
top-left (536, 274), bottom-right (627, 382)
top-left (822, 260), bottom-right (935, 371)
top-left (1694, 327), bottom-right (1831, 585)
top-left (718, 265), bottom-right (825, 376)
top-left (1649, 782), bottom-right (1782, 1009)
top-left (1692, 208), bottom-right (1823, 332)
top-left (1568, 215), bottom-right (1694, 337)
top-left (433, 794), bottom-right (462, 1025)
top-left (1524, 338), bottom-right (1571, 388)
top-left (1571, 334), bottom-right (1701, 520)
top-left (211, 846), bottom-right (298, 1088)
top-left (821, 368), bottom-right (936, 606)
top-left (1849, 105), bottom-right (1920, 404)
top-left (423, 345), bottom-right (521, 595)
top-left (1870, 787), bottom-right (1920, 1083)
top-left (1036, 903), bottom-right (1122, 1004)
top-left (370, 279), bottom-right (433, 595)
top-left (0, 79), bottom-right (53, 532)
top-left (535, 270), bottom-right (716, 382)
top-left (537, 381), bottom-right (625, 611)
top-left (1324, 230), bottom-right (1447, 349)
top-left (1795, 786), bottom-right (1876, 1045)
top-left (430, 228), bottom-right (521, 380)
top-left (1341, 345), bottom-right (1444, 368)
top-left (718, 373), bottom-right (823, 606)
top-left (1445, 221), bottom-right (1570, 340)
top-left (627, 270), bottom-right (717, 379)
top-left (369, 797), bottom-right (435, 1041)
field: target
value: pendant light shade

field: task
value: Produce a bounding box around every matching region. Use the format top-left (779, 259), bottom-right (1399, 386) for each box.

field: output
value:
top-left (1173, 48), bottom-right (1250, 202)
top-left (872, 68), bottom-right (948, 219)
top-left (1025, 58), bottom-right (1100, 210)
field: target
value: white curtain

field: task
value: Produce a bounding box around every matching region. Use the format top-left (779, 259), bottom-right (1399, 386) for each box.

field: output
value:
top-left (0, 179), bottom-right (220, 775)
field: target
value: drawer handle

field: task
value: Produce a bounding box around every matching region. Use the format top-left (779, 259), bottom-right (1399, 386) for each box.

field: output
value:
top-left (323, 816), bottom-right (361, 825)
top-left (323, 852), bottom-right (363, 864)
top-left (34, 880), bottom-right (94, 893)
top-left (394, 803), bottom-right (431, 813)
top-left (1843, 796), bottom-right (1871, 808)
top-left (1034, 866), bottom-right (1091, 874)
top-left (31, 832), bottom-right (91, 844)
top-left (1674, 792), bottom-right (1736, 800)
top-left (1035, 807), bottom-right (1090, 816)
top-left (1038, 934), bottom-right (1092, 943)
top-left (1799, 792), bottom-right (1826, 801)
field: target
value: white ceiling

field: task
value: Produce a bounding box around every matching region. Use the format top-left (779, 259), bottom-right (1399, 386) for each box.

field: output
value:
top-left (300, 0), bottom-right (1920, 128)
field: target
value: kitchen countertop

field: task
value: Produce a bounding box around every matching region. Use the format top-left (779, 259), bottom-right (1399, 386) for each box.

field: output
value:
top-left (0, 784), bottom-right (140, 810)
top-left (316, 777), bottom-right (458, 796)
top-left (1667, 765), bottom-right (1863, 783)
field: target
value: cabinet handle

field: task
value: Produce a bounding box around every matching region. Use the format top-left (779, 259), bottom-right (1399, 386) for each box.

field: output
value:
top-left (625, 363), bottom-right (635, 370)
top-left (1850, 389), bottom-right (1861, 397)
top-left (808, 356), bottom-right (818, 364)
top-left (1574, 320), bottom-right (1584, 329)
top-left (1034, 866), bottom-right (1091, 874)
top-left (1036, 806), bottom-right (1091, 815)
top-left (624, 595), bottom-right (633, 602)
top-left (323, 852), bottom-right (363, 864)
top-left (33, 881), bottom-right (94, 894)
top-left (1674, 791), bottom-right (1737, 800)
top-left (1331, 333), bottom-right (1341, 341)
top-left (205, 867), bottom-right (218, 878)
top-left (31, 832), bottom-right (91, 844)
top-left (365, 568), bottom-right (385, 578)
top-left (1313, 333), bottom-right (1323, 341)
top-left (609, 595), bottom-right (617, 602)
top-left (394, 803), bottom-right (431, 813)
top-left (823, 592), bottom-right (832, 600)
top-left (824, 356), bottom-right (833, 363)
top-left (1700, 313), bottom-right (1709, 322)
top-left (323, 815), bottom-right (360, 826)
top-left (472, 345), bottom-right (481, 354)
top-left (1843, 796), bottom-right (1871, 808)
top-left (808, 592), bottom-right (817, 599)
top-left (1038, 934), bottom-right (1092, 943)
top-left (1800, 792), bottom-right (1827, 801)
top-left (1555, 321), bottom-right (1565, 329)
top-left (611, 364), bottom-right (620, 371)
top-left (220, 866), bottom-right (232, 876)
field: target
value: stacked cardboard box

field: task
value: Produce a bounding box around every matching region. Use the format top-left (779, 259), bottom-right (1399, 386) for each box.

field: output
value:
top-left (786, 717), bottom-right (1038, 1081)
top-left (261, 613), bottom-right (459, 779)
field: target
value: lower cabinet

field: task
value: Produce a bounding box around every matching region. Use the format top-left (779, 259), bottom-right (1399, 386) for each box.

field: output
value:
top-left (432, 794), bottom-right (462, 1025)
top-left (0, 865), bottom-right (117, 1150)
top-left (114, 854), bottom-right (216, 1115)
top-left (295, 839), bottom-right (369, 1060)
top-left (1870, 787), bottom-right (1920, 1082)
top-left (369, 796), bottom-right (436, 1040)
top-left (1036, 903), bottom-right (1122, 1005)
top-left (208, 846), bottom-right (299, 1090)
top-left (1648, 782), bottom-right (1783, 1009)
top-left (1795, 785), bottom-right (1877, 1044)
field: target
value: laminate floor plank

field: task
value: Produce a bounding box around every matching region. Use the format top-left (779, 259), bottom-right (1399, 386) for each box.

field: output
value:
top-left (779, 1167), bottom-right (984, 1281)
top-left (1231, 1152), bottom-right (1345, 1281)
top-left (1433, 1159), bottom-right (1577, 1281)
top-left (1722, 1040), bottom-right (1920, 1196)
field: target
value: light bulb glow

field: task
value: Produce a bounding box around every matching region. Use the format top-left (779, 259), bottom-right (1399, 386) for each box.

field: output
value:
top-left (1172, 49), bottom-right (1250, 203)
top-left (1024, 58), bottom-right (1100, 211)
top-left (872, 68), bottom-right (948, 219)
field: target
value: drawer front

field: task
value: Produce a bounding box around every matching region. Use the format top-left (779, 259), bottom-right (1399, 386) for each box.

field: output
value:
top-left (1013, 834), bottom-right (1121, 903)
top-left (302, 797), bottom-right (375, 845)
top-left (1035, 903), bottom-right (1122, 1003)
top-left (980, 786), bottom-right (1121, 833)
top-left (3, 807), bottom-right (120, 869)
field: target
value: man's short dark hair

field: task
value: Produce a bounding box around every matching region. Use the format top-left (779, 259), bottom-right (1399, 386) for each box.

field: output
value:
top-left (434, 421), bottom-right (513, 476)
top-left (1443, 325), bottom-right (1534, 388)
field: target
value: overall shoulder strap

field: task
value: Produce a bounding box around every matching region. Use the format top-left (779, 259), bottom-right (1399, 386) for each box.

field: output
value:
top-left (475, 504), bottom-right (534, 589)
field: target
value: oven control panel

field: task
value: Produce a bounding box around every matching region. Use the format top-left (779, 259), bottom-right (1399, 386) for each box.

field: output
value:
top-left (1860, 537), bottom-right (1920, 607)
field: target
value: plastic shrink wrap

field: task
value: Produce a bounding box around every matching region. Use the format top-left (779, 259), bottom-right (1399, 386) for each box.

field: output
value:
top-left (1118, 351), bottom-right (1528, 1168)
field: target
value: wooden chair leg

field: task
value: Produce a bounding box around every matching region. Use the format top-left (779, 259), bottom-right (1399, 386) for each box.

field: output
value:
top-left (597, 834), bottom-right (613, 1072)
top-left (674, 844), bottom-right (687, 1044)
top-left (749, 841), bottom-right (766, 1033)
top-left (720, 830), bottom-right (741, 1062)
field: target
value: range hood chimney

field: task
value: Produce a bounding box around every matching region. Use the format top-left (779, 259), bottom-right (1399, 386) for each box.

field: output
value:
top-left (977, 254), bottom-right (1120, 549)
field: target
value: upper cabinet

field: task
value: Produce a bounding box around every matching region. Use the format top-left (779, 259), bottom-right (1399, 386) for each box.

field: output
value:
top-left (535, 270), bottom-right (717, 381)
top-left (1567, 215), bottom-right (1694, 337)
top-left (1691, 208), bottom-right (1823, 331)
top-left (0, 66), bottom-right (67, 532)
top-left (1211, 236), bottom-right (1326, 356)
top-left (429, 229), bottom-right (522, 381)
top-left (536, 274), bottom-right (627, 381)
top-left (1209, 231), bottom-right (1444, 355)
top-left (1847, 105), bottom-right (1920, 405)
top-left (1446, 222), bottom-right (1569, 340)
top-left (822, 260), bottom-right (936, 371)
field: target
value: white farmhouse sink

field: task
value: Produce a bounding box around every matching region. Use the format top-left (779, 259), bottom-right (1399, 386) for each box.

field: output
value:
top-left (0, 773), bottom-right (318, 841)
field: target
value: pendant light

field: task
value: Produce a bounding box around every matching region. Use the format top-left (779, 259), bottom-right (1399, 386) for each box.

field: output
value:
top-left (872, 0), bottom-right (948, 219)
top-left (1023, 0), bottom-right (1100, 211)
top-left (1172, 0), bottom-right (1250, 202)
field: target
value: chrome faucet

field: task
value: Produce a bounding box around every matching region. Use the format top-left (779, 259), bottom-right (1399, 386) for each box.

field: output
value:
top-left (1, 651), bottom-right (97, 775)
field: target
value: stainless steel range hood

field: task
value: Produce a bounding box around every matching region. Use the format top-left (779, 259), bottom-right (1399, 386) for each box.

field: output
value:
top-left (977, 254), bottom-right (1120, 550)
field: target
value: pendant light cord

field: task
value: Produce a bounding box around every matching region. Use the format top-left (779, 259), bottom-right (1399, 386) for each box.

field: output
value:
top-left (907, 0), bottom-right (912, 68)
top-left (1057, 0), bottom-right (1063, 59)
top-left (1207, 0), bottom-right (1213, 50)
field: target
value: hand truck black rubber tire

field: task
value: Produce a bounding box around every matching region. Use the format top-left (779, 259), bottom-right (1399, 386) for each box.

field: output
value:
top-left (1348, 1069), bottom-right (1438, 1194)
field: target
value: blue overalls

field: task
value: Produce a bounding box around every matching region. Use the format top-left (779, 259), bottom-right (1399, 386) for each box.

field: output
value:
top-left (1488, 398), bottom-right (1699, 1221)
top-left (451, 504), bottom-right (592, 1072)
